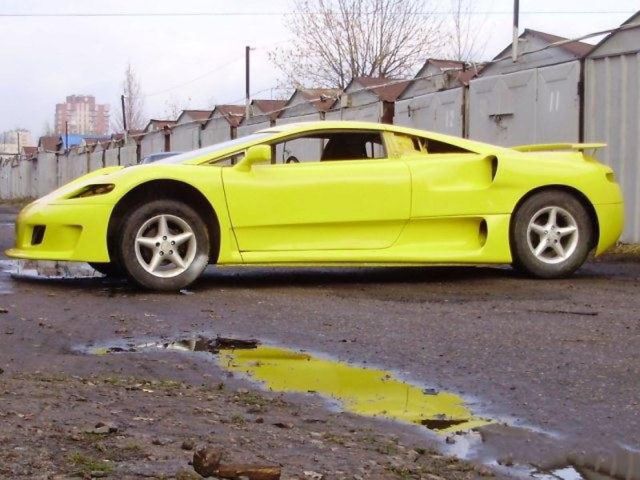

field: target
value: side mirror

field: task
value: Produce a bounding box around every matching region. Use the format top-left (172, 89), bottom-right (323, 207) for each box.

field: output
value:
top-left (235, 144), bottom-right (272, 171)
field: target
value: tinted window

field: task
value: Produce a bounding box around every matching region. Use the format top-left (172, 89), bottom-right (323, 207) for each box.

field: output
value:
top-left (273, 131), bottom-right (386, 164)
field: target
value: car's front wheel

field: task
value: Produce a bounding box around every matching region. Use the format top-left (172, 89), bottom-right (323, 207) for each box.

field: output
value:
top-left (118, 200), bottom-right (210, 290)
top-left (511, 190), bottom-right (593, 278)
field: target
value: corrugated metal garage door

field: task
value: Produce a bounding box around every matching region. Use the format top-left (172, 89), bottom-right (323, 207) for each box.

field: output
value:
top-left (394, 88), bottom-right (464, 136)
top-left (585, 53), bottom-right (640, 242)
top-left (468, 61), bottom-right (580, 146)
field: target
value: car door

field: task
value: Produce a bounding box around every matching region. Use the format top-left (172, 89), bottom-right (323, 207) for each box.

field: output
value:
top-left (222, 130), bottom-right (411, 256)
top-left (394, 133), bottom-right (499, 218)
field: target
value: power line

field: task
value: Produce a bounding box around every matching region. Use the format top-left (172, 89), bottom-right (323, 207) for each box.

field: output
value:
top-left (0, 10), bottom-right (636, 17)
top-left (143, 57), bottom-right (243, 98)
top-left (143, 43), bottom-right (281, 99)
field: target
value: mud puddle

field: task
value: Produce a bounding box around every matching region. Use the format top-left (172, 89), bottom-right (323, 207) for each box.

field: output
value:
top-left (82, 335), bottom-right (639, 480)
top-left (86, 335), bottom-right (489, 435)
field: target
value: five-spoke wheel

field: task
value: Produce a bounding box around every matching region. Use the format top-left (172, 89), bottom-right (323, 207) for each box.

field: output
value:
top-left (119, 200), bottom-right (210, 290)
top-left (511, 191), bottom-right (593, 278)
top-left (526, 206), bottom-right (579, 264)
top-left (134, 214), bottom-right (197, 278)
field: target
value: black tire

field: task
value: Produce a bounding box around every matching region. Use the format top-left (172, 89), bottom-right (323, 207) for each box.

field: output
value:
top-left (88, 262), bottom-right (124, 277)
top-left (510, 190), bottom-right (593, 278)
top-left (118, 199), bottom-right (210, 291)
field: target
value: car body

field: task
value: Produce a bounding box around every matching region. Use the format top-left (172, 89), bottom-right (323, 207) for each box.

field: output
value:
top-left (6, 121), bottom-right (624, 290)
top-left (140, 151), bottom-right (183, 164)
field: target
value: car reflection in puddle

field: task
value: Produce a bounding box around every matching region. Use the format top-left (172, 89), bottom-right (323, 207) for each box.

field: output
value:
top-left (88, 336), bottom-right (490, 434)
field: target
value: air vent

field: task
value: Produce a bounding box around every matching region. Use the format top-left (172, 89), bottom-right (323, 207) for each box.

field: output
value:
top-left (31, 225), bottom-right (46, 245)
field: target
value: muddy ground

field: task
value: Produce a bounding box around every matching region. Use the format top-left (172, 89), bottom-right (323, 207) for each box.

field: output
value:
top-left (0, 204), bottom-right (639, 479)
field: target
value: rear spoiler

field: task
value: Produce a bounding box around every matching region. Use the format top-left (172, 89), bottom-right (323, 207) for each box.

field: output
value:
top-left (511, 143), bottom-right (606, 153)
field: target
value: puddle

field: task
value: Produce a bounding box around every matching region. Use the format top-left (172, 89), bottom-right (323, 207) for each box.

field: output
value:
top-left (9, 260), bottom-right (100, 280)
top-left (86, 336), bottom-right (490, 434)
top-left (219, 346), bottom-right (489, 433)
top-left (0, 260), bottom-right (14, 294)
top-left (547, 467), bottom-right (584, 480)
top-left (82, 335), bottom-right (640, 479)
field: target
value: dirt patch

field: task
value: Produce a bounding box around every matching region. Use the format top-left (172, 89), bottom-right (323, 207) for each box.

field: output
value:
top-left (0, 372), bottom-right (495, 479)
top-left (597, 243), bottom-right (640, 262)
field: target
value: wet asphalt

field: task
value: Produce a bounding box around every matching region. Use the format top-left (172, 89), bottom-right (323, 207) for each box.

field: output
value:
top-left (1, 204), bottom-right (639, 471)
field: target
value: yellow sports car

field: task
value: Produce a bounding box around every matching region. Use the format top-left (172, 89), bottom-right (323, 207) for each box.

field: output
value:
top-left (7, 121), bottom-right (623, 291)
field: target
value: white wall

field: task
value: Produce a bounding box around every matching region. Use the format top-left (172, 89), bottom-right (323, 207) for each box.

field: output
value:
top-left (171, 123), bottom-right (201, 152)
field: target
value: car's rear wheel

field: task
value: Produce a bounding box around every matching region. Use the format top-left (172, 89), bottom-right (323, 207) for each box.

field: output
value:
top-left (511, 190), bottom-right (593, 278)
top-left (88, 262), bottom-right (124, 277)
top-left (118, 199), bottom-right (210, 291)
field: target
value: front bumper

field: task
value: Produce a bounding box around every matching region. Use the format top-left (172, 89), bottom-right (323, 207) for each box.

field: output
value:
top-left (594, 202), bottom-right (624, 255)
top-left (5, 202), bottom-right (112, 262)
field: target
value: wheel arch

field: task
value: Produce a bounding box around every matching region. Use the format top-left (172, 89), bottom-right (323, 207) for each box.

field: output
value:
top-left (510, 185), bottom-right (600, 251)
top-left (107, 179), bottom-right (221, 264)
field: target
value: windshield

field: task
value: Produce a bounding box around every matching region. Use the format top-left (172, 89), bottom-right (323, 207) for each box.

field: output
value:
top-left (154, 133), bottom-right (272, 164)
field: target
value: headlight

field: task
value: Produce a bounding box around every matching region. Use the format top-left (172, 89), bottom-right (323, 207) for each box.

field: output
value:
top-left (69, 184), bottom-right (115, 198)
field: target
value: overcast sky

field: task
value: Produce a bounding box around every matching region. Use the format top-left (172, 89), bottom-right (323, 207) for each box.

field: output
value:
top-left (0, 0), bottom-right (637, 138)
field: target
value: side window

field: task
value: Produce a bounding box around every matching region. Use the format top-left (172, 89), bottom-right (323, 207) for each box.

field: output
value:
top-left (321, 132), bottom-right (386, 161)
top-left (272, 131), bottom-right (387, 164)
top-left (426, 138), bottom-right (471, 154)
top-left (275, 136), bottom-right (324, 164)
top-left (393, 133), bottom-right (471, 155)
top-left (209, 152), bottom-right (245, 166)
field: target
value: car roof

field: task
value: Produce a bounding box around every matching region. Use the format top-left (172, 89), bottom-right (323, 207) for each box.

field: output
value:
top-left (259, 121), bottom-right (504, 155)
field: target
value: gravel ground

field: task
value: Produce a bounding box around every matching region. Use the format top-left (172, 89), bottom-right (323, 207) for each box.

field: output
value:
top-left (1, 204), bottom-right (639, 479)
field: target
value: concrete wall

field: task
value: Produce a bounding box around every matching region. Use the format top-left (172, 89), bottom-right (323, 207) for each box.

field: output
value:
top-left (89, 147), bottom-right (104, 172)
top-left (10, 162), bottom-right (23, 198)
top-left (0, 142), bottom-right (141, 200)
top-left (104, 147), bottom-right (119, 167)
top-left (60, 148), bottom-right (88, 186)
top-left (36, 153), bottom-right (57, 197)
top-left (201, 118), bottom-right (234, 146)
top-left (171, 123), bottom-right (201, 152)
top-left (119, 144), bottom-right (138, 167)
top-left (236, 118), bottom-right (270, 138)
top-left (0, 158), bottom-right (13, 199)
top-left (140, 131), bottom-right (166, 158)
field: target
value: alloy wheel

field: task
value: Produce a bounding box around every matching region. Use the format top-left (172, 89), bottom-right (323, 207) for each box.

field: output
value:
top-left (526, 206), bottom-right (579, 265)
top-left (134, 214), bottom-right (197, 278)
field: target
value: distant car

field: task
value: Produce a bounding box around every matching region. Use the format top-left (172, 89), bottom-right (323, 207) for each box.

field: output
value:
top-left (140, 152), bottom-right (182, 164)
top-left (6, 121), bottom-right (623, 291)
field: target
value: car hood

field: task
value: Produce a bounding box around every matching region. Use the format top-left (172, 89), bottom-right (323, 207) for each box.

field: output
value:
top-left (37, 163), bottom-right (220, 206)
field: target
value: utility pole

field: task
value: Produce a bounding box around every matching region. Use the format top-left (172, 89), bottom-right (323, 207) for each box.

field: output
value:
top-left (512, 0), bottom-right (520, 62)
top-left (245, 45), bottom-right (251, 120)
top-left (65, 121), bottom-right (69, 153)
top-left (120, 94), bottom-right (128, 142)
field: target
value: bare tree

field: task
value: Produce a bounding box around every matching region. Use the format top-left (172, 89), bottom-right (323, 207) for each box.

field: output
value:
top-left (163, 95), bottom-right (193, 119)
top-left (270, 0), bottom-right (443, 89)
top-left (113, 63), bottom-right (146, 132)
top-left (445, 0), bottom-right (487, 62)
